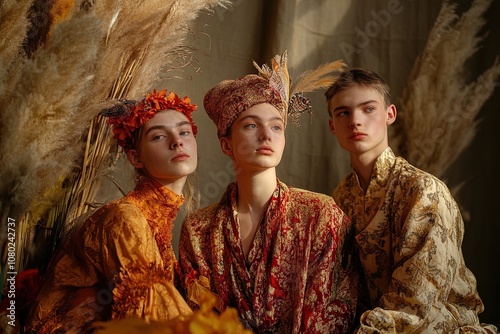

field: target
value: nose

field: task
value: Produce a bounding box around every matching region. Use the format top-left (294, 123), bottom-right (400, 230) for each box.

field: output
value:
top-left (349, 111), bottom-right (362, 128)
top-left (259, 127), bottom-right (272, 141)
top-left (170, 136), bottom-right (183, 149)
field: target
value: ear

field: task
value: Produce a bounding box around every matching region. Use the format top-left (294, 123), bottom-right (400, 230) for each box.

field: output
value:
top-left (328, 118), bottom-right (336, 134)
top-left (126, 149), bottom-right (144, 169)
top-left (219, 137), bottom-right (233, 158)
top-left (386, 104), bottom-right (397, 125)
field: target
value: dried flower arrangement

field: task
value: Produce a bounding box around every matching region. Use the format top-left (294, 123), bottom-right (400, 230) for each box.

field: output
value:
top-left (396, 0), bottom-right (500, 179)
top-left (0, 0), bottom-right (228, 298)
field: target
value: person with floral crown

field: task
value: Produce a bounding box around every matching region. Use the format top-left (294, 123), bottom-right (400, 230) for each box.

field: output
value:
top-left (178, 51), bottom-right (357, 334)
top-left (25, 89), bottom-right (198, 333)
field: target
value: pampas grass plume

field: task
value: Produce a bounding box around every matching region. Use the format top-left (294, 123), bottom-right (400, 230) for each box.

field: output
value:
top-left (0, 0), bottom-right (231, 283)
top-left (396, 0), bottom-right (500, 178)
top-left (0, 13), bottom-right (103, 219)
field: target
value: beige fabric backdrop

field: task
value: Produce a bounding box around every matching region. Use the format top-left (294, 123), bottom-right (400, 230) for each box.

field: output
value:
top-left (101, 0), bottom-right (499, 325)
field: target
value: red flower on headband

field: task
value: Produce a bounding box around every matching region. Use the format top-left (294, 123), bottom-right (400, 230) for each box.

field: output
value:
top-left (107, 89), bottom-right (197, 150)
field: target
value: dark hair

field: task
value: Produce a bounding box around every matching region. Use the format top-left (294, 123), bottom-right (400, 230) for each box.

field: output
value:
top-left (325, 68), bottom-right (391, 116)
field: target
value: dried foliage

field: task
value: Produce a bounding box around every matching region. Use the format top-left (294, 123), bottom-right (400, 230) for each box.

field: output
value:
top-left (0, 0), bottom-right (229, 284)
top-left (0, 13), bottom-right (102, 221)
top-left (396, 0), bottom-right (500, 178)
top-left (0, 0), bottom-right (31, 106)
top-left (93, 292), bottom-right (252, 334)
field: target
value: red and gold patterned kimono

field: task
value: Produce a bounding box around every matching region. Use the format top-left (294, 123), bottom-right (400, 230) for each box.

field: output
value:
top-left (179, 179), bottom-right (357, 334)
top-left (25, 176), bottom-right (192, 334)
top-left (333, 148), bottom-right (497, 333)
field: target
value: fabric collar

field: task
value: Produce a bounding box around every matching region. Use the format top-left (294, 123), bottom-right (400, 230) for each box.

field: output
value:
top-left (124, 176), bottom-right (184, 265)
top-left (210, 178), bottom-right (289, 328)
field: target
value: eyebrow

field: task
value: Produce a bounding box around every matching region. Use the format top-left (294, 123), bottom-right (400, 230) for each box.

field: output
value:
top-left (237, 115), bottom-right (284, 124)
top-left (332, 100), bottom-right (379, 112)
top-left (144, 120), bottom-right (191, 135)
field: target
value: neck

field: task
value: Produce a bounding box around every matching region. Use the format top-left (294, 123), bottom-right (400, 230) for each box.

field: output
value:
top-left (350, 146), bottom-right (386, 193)
top-left (235, 168), bottom-right (277, 215)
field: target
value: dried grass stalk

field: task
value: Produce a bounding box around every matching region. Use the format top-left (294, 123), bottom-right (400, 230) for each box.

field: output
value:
top-left (396, 0), bottom-right (500, 178)
top-left (0, 0), bottom-right (33, 116)
top-left (67, 0), bottom-right (230, 220)
top-left (0, 13), bottom-right (103, 221)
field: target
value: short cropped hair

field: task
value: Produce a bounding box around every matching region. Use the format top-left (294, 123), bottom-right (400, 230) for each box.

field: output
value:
top-left (325, 68), bottom-right (391, 116)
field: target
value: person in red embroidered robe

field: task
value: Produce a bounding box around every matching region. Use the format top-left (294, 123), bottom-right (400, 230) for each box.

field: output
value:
top-left (179, 52), bottom-right (357, 334)
top-left (25, 89), bottom-right (198, 334)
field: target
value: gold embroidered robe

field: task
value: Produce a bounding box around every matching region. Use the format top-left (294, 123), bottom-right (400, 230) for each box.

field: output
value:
top-left (333, 148), bottom-right (497, 333)
top-left (25, 177), bottom-right (191, 334)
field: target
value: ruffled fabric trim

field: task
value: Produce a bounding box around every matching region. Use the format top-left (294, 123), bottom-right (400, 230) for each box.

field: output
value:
top-left (125, 176), bottom-right (183, 267)
top-left (112, 263), bottom-right (173, 319)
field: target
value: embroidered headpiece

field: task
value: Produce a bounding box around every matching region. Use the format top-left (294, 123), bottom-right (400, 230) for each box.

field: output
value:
top-left (204, 50), bottom-right (346, 138)
top-left (101, 89), bottom-right (197, 151)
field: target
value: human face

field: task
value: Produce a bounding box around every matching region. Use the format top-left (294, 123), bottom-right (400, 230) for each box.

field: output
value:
top-left (221, 103), bottom-right (285, 173)
top-left (128, 109), bottom-right (197, 188)
top-left (328, 85), bottom-right (396, 160)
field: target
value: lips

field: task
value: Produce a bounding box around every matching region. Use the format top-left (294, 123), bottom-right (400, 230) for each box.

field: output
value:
top-left (171, 152), bottom-right (190, 161)
top-left (256, 145), bottom-right (274, 155)
top-left (350, 132), bottom-right (366, 140)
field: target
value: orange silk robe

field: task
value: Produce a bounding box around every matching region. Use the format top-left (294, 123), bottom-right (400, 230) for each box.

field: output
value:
top-left (179, 179), bottom-right (357, 334)
top-left (25, 177), bottom-right (191, 334)
top-left (333, 148), bottom-right (497, 333)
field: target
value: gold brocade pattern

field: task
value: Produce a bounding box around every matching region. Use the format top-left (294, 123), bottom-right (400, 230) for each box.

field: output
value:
top-left (24, 177), bottom-right (192, 334)
top-left (179, 179), bottom-right (357, 334)
top-left (333, 148), bottom-right (497, 334)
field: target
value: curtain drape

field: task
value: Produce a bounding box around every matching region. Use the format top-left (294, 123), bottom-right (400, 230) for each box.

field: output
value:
top-left (100, 0), bottom-right (499, 325)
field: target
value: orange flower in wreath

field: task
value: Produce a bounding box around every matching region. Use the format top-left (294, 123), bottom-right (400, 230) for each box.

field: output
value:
top-left (104, 89), bottom-right (197, 151)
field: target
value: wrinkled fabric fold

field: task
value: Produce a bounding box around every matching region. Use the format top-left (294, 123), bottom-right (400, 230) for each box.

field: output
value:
top-left (25, 177), bottom-right (191, 333)
top-left (180, 179), bottom-right (357, 333)
top-left (333, 148), bottom-right (496, 334)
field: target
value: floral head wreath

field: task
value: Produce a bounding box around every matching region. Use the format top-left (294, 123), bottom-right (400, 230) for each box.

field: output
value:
top-left (101, 89), bottom-right (197, 151)
top-left (203, 50), bottom-right (346, 138)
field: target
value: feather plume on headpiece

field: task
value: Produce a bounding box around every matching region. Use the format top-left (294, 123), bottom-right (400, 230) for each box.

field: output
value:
top-left (205, 50), bottom-right (346, 138)
top-left (253, 51), bottom-right (290, 117)
top-left (254, 50), bottom-right (347, 125)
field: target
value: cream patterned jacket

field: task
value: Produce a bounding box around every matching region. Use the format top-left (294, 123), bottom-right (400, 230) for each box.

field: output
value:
top-left (333, 148), bottom-right (497, 334)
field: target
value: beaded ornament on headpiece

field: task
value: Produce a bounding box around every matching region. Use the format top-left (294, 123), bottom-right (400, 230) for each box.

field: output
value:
top-left (253, 50), bottom-right (347, 125)
top-left (101, 89), bottom-right (197, 151)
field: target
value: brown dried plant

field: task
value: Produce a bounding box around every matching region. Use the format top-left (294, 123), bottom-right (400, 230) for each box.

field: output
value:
top-left (396, 0), bottom-right (500, 179)
top-left (0, 0), bottom-right (229, 281)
